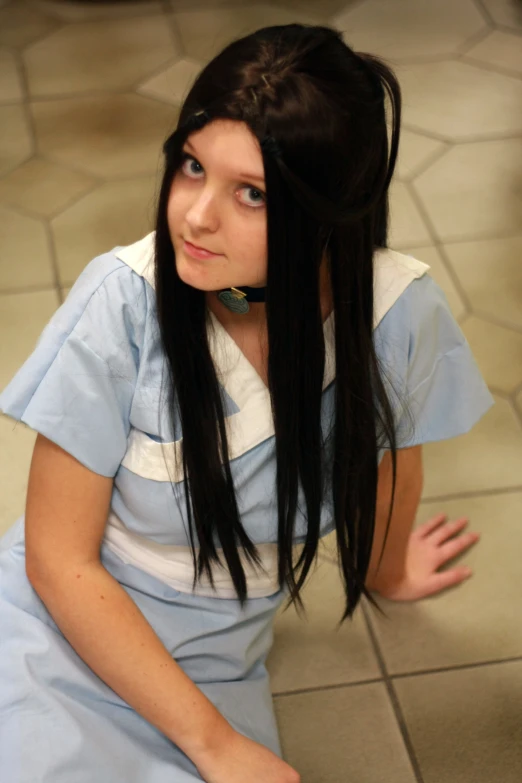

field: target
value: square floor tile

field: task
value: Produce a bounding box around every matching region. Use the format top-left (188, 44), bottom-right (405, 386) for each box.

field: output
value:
top-left (274, 682), bottom-right (416, 783)
top-left (365, 492), bottom-right (522, 674)
top-left (394, 661), bottom-right (522, 783)
top-left (267, 558), bottom-right (380, 694)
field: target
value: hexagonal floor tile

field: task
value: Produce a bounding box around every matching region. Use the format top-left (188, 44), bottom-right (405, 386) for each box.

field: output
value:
top-left (388, 180), bottom-right (432, 248)
top-left (395, 128), bottom-right (447, 181)
top-left (31, 94), bottom-right (177, 178)
top-left (464, 30), bottom-right (522, 76)
top-left (274, 683), bottom-right (417, 783)
top-left (52, 176), bottom-right (159, 286)
top-left (0, 413), bottom-right (36, 537)
top-left (332, 0), bottom-right (485, 60)
top-left (0, 104), bottom-right (32, 176)
top-left (0, 48), bottom-right (23, 103)
top-left (173, 4), bottom-right (318, 63)
top-left (31, 0), bottom-right (163, 22)
top-left (137, 58), bottom-right (202, 106)
top-left (0, 204), bottom-right (54, 291)
top-left (443, 236), bottom-right (522, 330)
top-left (270, 0), bottom-right (358, 20)
top-left (482, 0), bottom-right (522, 30)
top-left (365, 491), bottom-right (522, 673)
top-left (421, 394), bottom-right (522, 497)
top-left (459, 315), bottom-right (522, 393)
top-left (394, 662), bottom-right (522, 783)
top-left (0, 158), bottom-right (98, 218)
top-left (266, 558), bottom-right (380, 694)
top-left (0, 288), bottom-right (59, 391)
top-left (0, 0), bottom-right (59, 48)
top-left (24, 16), bottom-right (177, 97)
top-left (401, 245), bottom-right (467, 322)
top-left (414, 139), bottom-right (522, 242)
top-left (398, 60), bottom-right (522, 140)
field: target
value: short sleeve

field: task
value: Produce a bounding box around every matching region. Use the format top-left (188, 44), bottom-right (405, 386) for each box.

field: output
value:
top-left (0, 252), bottom-right (148, 477)
top-left (378, 272), bottom-right (495, 449)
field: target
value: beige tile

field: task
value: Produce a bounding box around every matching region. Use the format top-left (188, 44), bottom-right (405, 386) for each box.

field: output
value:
top-left (0, 158), bottom-right (98, 218)
top-left (0, 204), bottom-right (54, 291)
top-left (0, 47), bottom-right (23, 103)
top-left (414, 139), bottom-right (522, 241)
top-left (459, 315), bottom-right (522, 394)
top-left (0, 413), bottom-right (36, 536)
top-left (464, 30), bottom-right (522, 76)
top-left (174, 4), bottom-right (317, 62)
top-left (0, 1), bottom-right (59, 48)
top-left (421, 395), bottom-right (522, 497)
top-left (388, 180), bottom-right (431, 248)
top-left (0, 104), bottom-right (32, 176)
top-left (24, 16), bottom-right (176, 97)
top-left (274, 683), bottom-right (416, 783)
top-left (482, 0), bottom-right (522, 30)
top-left (137, 58), bottom-right (202, 105)
top-left (398, 60), bottom-right (522, 140)
top-left (395, 129), bottom-right (446, 181)
top-left (270, 0), bottom-right (355, 19)
top-left (444, 236), bottom-right (522, 330)
top-left (31, 94), bottom-right (176, 178)
top-left (366, 492), bottom-right (522, 673)
top-left (333, 0), bottom-right (484, 60)
top-left (266, 559), bottom-right (380, 694)
top-left (401, 245), bottom-right (467, 322)
top-left (29, 0), bottom-right (163, 22)
top-left (0, 288), bottom-right (59, 392)
top-left (394, 662), bottom-right (522, 783)
top-left (52, 176), bottom-right (158, 286)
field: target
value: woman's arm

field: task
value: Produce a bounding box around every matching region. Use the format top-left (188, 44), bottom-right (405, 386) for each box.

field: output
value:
top-left (365, 445), bottom-right (479, 600)
top-left (25, 435), bottom-right (234, 764)
top-left (365, 445), bottom-right (423, 591)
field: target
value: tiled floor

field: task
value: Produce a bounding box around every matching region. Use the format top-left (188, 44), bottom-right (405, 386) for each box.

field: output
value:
top-left (1, 0), bottom-right (521, 780)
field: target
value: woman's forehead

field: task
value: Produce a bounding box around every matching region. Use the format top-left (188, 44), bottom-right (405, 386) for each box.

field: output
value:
top-left (185, 119), bottom-right (265, 183)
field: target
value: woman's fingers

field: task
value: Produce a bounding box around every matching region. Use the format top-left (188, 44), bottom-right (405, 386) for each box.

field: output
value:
top-left (427, 566), bottom-right (473, 596)
top-left (430, 517), bottom-right (470, 545)
top-left (437, 531), bottom-right (480, 566)
top-left (415, 513), bottom-right (448, 538)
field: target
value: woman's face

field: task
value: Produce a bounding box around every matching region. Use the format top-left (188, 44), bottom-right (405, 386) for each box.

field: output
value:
top-left (167, 119), bottom-right (268, 293)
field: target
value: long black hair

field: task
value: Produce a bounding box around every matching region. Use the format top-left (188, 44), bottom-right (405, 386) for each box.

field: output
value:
top-left (154, 24), bottom-right (415, 624)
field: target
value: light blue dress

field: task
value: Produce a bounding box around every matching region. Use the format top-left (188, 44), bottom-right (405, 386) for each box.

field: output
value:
top-left (0, 234), bottom-right (494, 782)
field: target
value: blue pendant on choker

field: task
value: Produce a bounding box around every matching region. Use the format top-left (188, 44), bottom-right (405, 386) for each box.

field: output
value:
top-left (217, 286), bottom-right (266, 314)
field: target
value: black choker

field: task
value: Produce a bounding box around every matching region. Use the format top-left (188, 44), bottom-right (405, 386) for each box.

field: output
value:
top-left (217, 286), bottom-right (266, 314)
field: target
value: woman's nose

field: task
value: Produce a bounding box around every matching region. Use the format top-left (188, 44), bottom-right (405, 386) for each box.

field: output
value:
top-left (185, 189), bottom-right (219, 233)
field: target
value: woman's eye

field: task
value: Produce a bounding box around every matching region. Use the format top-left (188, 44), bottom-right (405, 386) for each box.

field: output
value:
top-left (239, 186), bottom-right (266, 209)
top-left (180, 155), bottom-right (203, 178)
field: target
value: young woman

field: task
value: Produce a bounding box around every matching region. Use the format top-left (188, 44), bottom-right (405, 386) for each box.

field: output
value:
top-left (0, 23), bottom-right (493, 783)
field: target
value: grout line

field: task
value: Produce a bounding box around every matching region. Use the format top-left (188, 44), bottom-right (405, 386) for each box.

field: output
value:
top-left (390, 655), bottom-right (522, 680)
top-left (494, 23), bottom-right (522, 38)
top-left (421, 484), bottom-right (522, 504)
top-left (129, 54), bottom-right (182, 92)
top-left (471, 0), bottom-right (496, 27)
top-left (452, 25), bottom-right (492, 56)
top-left (360, 600), bottom-right (425, 783)
top-left (397, 142), bottom-right (451, 183)
top-left (163, 0), bottom-right (186, 57)
top-left (0, 283), bottom-right (57, 297)
top-left (272, 675), bottom-right (384, 699)
top-left (458, 53), bottom-right (522, 82)
top-left (404, 180), bottom-right (476, 314)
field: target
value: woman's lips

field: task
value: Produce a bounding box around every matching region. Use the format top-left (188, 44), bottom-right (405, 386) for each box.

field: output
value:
top-left (183, 240), bottom-right (222, 260)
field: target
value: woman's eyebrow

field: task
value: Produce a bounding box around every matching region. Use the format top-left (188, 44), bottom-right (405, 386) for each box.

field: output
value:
top-left (183, 140), bottom-right (266, 186)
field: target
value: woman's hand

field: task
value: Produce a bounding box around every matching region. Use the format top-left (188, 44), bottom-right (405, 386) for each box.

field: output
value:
top-left (368, 513), bottom-right (480, 601)
top-left (195, 727), bottom-right (301, 783)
